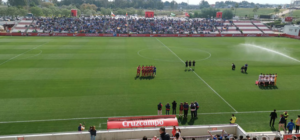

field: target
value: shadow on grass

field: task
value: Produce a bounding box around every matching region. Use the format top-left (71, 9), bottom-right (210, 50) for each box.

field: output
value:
top-left (178, 116), bottom-right (198, 125)
top-left (134, 76), bottom-right (139, 80)
top-left (270, 126), bottom-right (277, 131)
top-left (134, 76), bottom-right (155, 80)
top-left (259, 86), bottom-right (279, 90)
top-left (188, 117), bottom-right (198, 125)
top-left (178, 117), bottom-right (187, 125)
top-left (184, 69), bottom-right (194, 72)
top-left (241, 71), bottom-right (248, 74)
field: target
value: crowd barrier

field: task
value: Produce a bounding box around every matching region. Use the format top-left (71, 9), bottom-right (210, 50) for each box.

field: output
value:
top-left (0, 33), bottom-right (280, 37)
top-left (0, 124), bottom-right (246, 140)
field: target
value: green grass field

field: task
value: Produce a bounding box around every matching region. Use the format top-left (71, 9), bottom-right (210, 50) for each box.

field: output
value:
top-left (231, 8), bottom-right (287, 17)
top-left (190, 8), bottom-right (286, 18)
top-left (290, 10), bottom-right (300, 18)
top-left (0, 36), bottom-right (300, 135)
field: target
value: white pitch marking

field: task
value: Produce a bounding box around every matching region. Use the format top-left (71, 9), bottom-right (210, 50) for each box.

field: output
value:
top-left (155, 38), bottom-right (238, 113)
top-left (20, 50), bottom-right (43, 60)
top-left (0, 42), bottom-right (47, 66)
top-left (0, 109), bottom-right (299, 124)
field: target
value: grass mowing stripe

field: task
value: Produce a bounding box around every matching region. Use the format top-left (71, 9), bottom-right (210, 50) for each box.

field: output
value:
top-left (0, 42), bottom-right (47, 66)
top-left (1, 109), bottom-right (300, 124)
top-left (155, 38), bottom-right (238, 113)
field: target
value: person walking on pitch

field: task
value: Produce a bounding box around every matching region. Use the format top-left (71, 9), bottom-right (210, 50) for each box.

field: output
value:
top-left (270, 109), bottom-right (277, 127)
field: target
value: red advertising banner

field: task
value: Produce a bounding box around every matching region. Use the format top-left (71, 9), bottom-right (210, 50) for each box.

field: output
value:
top-left (71, 9), bottom-right (77, 17)
top-left (283, 134), bottom-right (300, 140)
top-left (107, 115), bottom-right (178, 130)
top-left (0, 33), bottom-right (284, 38)
top-left (117, 34), bottom-right (129, 37)
top-left (145, 11), bottom-right (154, 18)
top-left (216, 12), bottom-right (223, 18)
top-left (130, 34), bottom-right (151, 37)
top-left (156, 34), bottom-right (178, 37)
top-left (285, 17), bottom-right (293, 22)
top-left (53, 33), bottom-right (72, 36)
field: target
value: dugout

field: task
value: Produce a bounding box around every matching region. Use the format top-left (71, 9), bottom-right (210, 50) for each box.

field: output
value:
top-left (283, 25), bottom-right (300, 36)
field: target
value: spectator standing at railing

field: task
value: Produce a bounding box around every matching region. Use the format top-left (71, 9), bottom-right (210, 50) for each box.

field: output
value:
top-left (296, 115), bottom-right (300, 133)
top-left (194, 101), bottom-right (199, 118)
top-left (89, 126), bottom-right (96, 140)
top-left (179, 103), bottom-right (184, 117)
top-left (78, 123), bottom-right (82, 131)
top-left (172, 101), bottom-right (177, 115)
top-left (159, 127), bottom-right (170, 140)
top-left (158, 102), bottom-right (163, 115)
top-left (183, 102), bottom-right (189, 118)
top-left (166, 103), bottom-right (171, 115)
top-left (190, 102), bottom-right (196, 119)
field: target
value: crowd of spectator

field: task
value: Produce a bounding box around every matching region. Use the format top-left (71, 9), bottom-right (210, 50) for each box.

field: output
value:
top-left (34, 17), bottom-right (228, 34)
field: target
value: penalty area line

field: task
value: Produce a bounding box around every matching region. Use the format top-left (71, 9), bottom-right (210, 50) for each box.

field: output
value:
top-left (0, 42), bottom-right (48, 66)
top-left (1, 109), bottom-right (300, 124)
top-left (155, 38), bottom-right (238, 113)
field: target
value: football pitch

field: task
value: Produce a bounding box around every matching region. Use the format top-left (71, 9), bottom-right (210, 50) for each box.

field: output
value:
top-left (0, 36), bottom-right (300, 135)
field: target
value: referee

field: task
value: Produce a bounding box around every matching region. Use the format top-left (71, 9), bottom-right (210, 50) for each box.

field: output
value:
top-left (193, 60), bottom-right (196, 70)
top-left (189, 60), bottom-right (192, 69)
top-left (185, 60), bottom-right (188, 70)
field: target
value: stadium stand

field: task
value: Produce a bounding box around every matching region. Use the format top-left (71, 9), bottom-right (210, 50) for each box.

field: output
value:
top-left (11, 19), bottom-right (33, 33)
top-left (6, 17), bottom-right (276, 35)
top-left (33, 17), bottom-right (223, 34)
top-left (217, 21), bottom-right (241, 34)
top-left (234, 21), bottom-right (262, 34)
top-left (252, 21), bottom-right (274, 34)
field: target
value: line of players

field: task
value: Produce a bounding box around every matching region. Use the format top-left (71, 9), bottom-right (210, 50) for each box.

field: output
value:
top-left (186, 60), bottom-right (196, 70)
top-left (137, 65), bottom-right (156, 77)
top-left (256, 73), bottom-right (277, 86)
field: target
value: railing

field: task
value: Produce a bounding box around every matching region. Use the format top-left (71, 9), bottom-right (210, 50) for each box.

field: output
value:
top-left (0, 124), bottom-right (244, 140)
top-left (25, 20), bottom-right (35, 33)
top-left (251, 20), bottom-right (265, 34)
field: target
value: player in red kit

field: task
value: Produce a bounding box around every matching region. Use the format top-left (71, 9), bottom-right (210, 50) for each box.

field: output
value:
top-left (142, 65), bottom-right (145, 77)
top-left (137, 65), bottom-right (141, 76)
top-left (150, 65), bottom-right (154, 77)
top-left (145, 66), bottom-right (149, 76)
